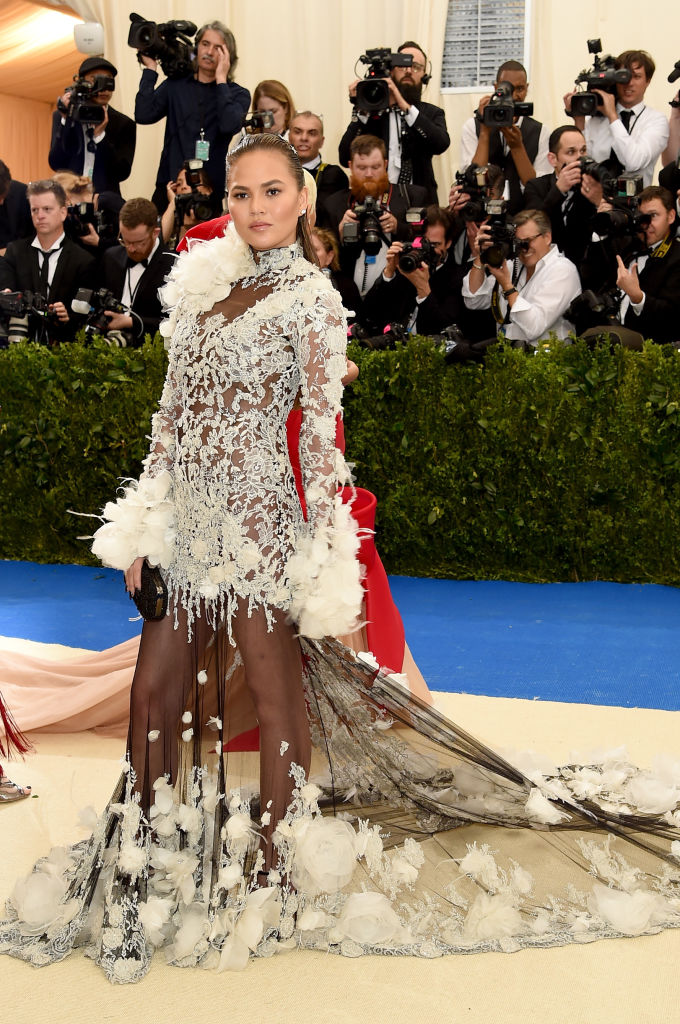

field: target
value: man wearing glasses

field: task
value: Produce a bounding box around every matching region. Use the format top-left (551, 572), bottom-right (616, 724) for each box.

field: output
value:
top-left (98, 198), bottom-right (175, 346)
top-left (339, 41), bottom-right (449, 204)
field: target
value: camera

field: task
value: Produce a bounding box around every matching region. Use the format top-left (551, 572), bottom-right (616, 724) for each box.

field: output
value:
top-left (479, 199), bottom-right (516, 268)
top-left (483, 80), bottom-right (533, 128)
top-left (354, 47), bottom-right (413, 113)
top-left (128, 12), bottom-right (197, 80)
top-left (576, 155), bottom-right (614, 187)
top-left (398, 238), bottom-right (439, 274)
top-left (242, 110), bottom-right (276, 134)
top-left (0, 291), bottom-right (58, 345)
top-left (174, 159), bottom-right (221, 224)
top-left (57, 74), bottom-right (113, 125)
top-left (65, 201), bottom-right (118, 242)
top-left (342, 196), bottom-right (386, 254)
top-left (571, 39), bottom-right (632, 117)
top-left (454, 164), bottom-right (505, 223)
top-left (566, 288), bottom-right (621, 335)
top-left (71, 288), bottom-right (127, 335)
top-left (591, 175), bottom-right (650, 258)
top-left (0, 290), bottom-right (50, 317)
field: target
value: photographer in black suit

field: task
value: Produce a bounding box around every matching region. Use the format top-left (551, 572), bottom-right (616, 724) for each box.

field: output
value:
top-left (615, 186), bottom-right (680, 344)
top-left (361, 205), bottom-right (463, 335)
top-left (0, 179), bottom-right (95, 344)
top-left (0, 160), bottom-right (32, 255)
top-left (49, 58), bottom-right (136, 197)
top-left (98, 198), bottom-right (175, 345)
top-left (522, 126), bottom-right (597, 268)
top-left (339, 41), bottom-right (449, 204)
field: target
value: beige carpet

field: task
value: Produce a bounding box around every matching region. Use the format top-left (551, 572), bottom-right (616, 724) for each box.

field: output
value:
top-left (2, 691), bottom-right (678, 1024)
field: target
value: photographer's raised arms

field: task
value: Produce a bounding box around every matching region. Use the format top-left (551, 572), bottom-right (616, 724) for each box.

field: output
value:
top-left (49, 57), bottom-right (136, 197)
top-left (131, 16), bottom-right (250, 215)
top-left (339, 42), bottom-right (450, 205)
top-left (460, 61), bottom-right (551, 214)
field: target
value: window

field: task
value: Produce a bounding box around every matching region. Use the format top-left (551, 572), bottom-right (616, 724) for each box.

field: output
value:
top-left (441, 0), bottom-right (530, 92)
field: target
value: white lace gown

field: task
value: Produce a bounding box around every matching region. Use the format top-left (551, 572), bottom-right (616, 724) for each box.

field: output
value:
top-left (2, 227), bottom-right (680, 983)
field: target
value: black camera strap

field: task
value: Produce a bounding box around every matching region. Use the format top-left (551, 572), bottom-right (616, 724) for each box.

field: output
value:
top-left (490, 261), bottom-right (521, 326)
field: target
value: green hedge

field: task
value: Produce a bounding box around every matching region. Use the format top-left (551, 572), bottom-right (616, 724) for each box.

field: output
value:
top-left (2, 335), bottom-right (680, 583)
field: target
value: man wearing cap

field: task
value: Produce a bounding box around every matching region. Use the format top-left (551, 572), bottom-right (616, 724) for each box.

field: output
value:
top-left (49, 57), bottom-right (136, 196)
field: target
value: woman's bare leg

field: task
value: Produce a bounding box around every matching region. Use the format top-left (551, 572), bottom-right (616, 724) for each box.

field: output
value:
top-left (231, 604), bottom-right (309, 873)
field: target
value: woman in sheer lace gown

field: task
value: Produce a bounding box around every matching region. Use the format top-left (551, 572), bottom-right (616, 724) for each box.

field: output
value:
top-left (2, 134), bottom-right (680, 983)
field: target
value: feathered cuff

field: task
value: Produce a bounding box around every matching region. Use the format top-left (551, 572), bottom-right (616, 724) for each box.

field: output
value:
top-left (91, 471), bottom-right (176, 571)
top-left (286, 494), bottom-right (365, 639)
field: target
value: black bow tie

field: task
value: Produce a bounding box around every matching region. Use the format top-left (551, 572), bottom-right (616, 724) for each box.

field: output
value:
top-left (126, 256), bottom-right (148, 269)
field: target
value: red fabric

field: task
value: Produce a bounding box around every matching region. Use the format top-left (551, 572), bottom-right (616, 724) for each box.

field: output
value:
top-left (176, 214), bottom-right (231, 252)
top-left (0, 690), bottom-right (32, 759)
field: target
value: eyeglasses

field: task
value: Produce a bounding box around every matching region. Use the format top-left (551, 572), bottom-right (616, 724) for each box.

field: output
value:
top-left (515, 232), bottom-right (544, 249)
top-left (409, 61), bottom-right (426, 73)
top-left (118, 232), bottom-right (153, 249)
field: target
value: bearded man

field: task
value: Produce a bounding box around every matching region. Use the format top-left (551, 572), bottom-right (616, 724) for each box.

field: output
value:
top-left (322, 134), bottom-right (427, 299)
top-left (339, 40), bottom-right (449, 203)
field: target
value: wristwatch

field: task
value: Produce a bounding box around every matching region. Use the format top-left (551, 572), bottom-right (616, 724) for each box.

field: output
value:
top-left (503, 286), bottom-right (517, 298)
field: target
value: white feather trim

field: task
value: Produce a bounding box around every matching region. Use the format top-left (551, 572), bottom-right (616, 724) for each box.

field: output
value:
top-left (91, 471), bottom-right (175, 571)
top-left (525, 787), bottom-right (571, 825)
top-left (286, 494), bottom-right (364, 638)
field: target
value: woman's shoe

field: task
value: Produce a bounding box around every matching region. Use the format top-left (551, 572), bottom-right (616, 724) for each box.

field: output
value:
top-left (0, 775), bottom-right (31, 802)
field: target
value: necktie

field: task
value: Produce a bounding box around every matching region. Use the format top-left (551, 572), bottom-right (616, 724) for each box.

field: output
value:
top-left (620, 110), bottom-right (633, 133)
top-left (126, 256), bottom-right (148, 269)
top-left (86, 126), bottom-right (96, 153)
top-left (39, 247), bottom-right (59, 298)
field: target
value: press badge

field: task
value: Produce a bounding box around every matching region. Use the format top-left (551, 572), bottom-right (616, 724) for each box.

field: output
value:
top-left (195, 135), bottom-right (210, 160)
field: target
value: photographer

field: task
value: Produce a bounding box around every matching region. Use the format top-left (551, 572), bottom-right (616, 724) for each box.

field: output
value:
top-left (522, 126), bottom-right (598, 267)
top-left (461, 61), bottom-right (550, 213)
top-left (49, 58), bottom-right (136, 197)
top-left (52, 170), bottom-right (123, 260)
top-left (322, 134), bottom-right (427, 299)
top-left (339, 41), bottom-right (449, 203)
top-left (361, 205), bottom-right (463, 335)
top-left (615, 186), bottom-right (680, 344)
top-left (0, 179), bottom-right (95, 344)
top-left (565, 49), bottom-right (668, 187)
top-left (462, 209), bottom-right (581, 349)
top-left (161, 162), bottom-right (218, 249)
top-left (134, 21), bottom-right (250, 214)
top-left (97, 198), bottom-right (176, 346)
top-left (0, 160), bottom-right (32, 256)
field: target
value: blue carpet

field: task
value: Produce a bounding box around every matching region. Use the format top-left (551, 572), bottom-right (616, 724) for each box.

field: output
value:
top-left (1, 561), bottom-right (679, 711)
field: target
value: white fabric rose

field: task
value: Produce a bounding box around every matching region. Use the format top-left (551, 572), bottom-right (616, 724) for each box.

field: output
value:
top-left (333, 891), bottom-right (402, 945)
top-left (291, 817), bottom-right (357, 895)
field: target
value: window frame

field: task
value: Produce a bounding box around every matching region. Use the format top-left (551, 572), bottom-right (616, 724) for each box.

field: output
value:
top-left (440, 0), bottom-right (532, 94)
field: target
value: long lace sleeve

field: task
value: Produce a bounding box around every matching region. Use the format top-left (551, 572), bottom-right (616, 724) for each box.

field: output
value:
top-left (286, 284), bottom-right (364, 638)
top-left (90, 327), bottom-right (180, 573)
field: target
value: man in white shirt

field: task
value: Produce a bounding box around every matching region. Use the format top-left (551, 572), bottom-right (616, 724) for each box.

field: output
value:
top-left (462, 209), bottom-right (581, 349)
top-left (460, 61), bottom-right (551, 214)
top-left (564, 49), bottom-right (668, 187)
